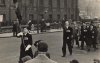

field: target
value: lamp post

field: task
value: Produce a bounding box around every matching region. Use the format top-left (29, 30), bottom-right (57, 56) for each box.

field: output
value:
top-left (25, 0), bottom-right (27, 23)
top-left (44, 9), bottom-right (48, 20)
top-left (37, 0), bottom-right (39, 33)
top-left (9, 0), bottom-right (11, 25)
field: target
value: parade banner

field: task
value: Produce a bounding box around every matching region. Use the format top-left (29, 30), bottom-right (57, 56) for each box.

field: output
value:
top-left (0, 15), bottom-right (3, 22)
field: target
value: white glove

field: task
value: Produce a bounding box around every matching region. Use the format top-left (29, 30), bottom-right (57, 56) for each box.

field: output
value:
top-left (92, 36), bottom-right (94, 38)
top-left (25, 45), bottom-right (31, 51)
top-left (67, 37), bottom-right (69, 39)
top-left (17, 32), bottom-right (23, 36)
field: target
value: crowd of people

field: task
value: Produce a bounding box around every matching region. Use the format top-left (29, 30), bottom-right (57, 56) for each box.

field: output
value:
top-left (62, 20), bottom-right (99, 57)
top-left (15, 19), bottom-right (100, 63)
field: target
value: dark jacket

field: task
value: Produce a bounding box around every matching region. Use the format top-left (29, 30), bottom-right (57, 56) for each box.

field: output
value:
top-left (13, 24), bottom-right (17, 32)
top-left (20, 33), bottom-right (33, 59)
top-left (80, 26), bottom-right (88, 40)
top-left (64, 26), bottom-right (73, 41)
top-left (89, 26), bottom-right (98, 39)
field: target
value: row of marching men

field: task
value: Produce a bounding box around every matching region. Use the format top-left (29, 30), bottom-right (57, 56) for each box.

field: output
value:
top-left (62, 20), bottom-right (98, 57)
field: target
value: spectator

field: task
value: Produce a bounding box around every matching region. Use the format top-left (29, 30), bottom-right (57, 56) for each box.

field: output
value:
top-left (33, 40), bottom-right (50, 58)
top-left (94, 59), bottom-right (100, 63)
top-left (46, 22), bottom-right (50, 30)
top-left (18, 28), bottom-right (33, 63)
top-left (25, 42), bottom-right (57, 63)
top-left (12, 21), bottom-right (18, 37)
top-left (27, 20), bottom-right (32, 32)
top-left (40, 19), bottom-right (46, 32)
top-left (31, 24), bottom-right (35, 33)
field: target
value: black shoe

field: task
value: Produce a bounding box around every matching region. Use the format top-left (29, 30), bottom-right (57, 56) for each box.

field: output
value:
top-left (81, 48), bottom-right (84, 50)
top-left (87, 49), bottom-right (90, 52)
top-left (62, 55), bottom-right (65, 57)
top-left (70, 53), bottom-right (72, 55)
top-left (18, 60), bottom-right (23, 63)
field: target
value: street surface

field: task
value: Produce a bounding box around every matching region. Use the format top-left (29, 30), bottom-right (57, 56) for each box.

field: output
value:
top-left (0, 32), bottom-right (100, 63)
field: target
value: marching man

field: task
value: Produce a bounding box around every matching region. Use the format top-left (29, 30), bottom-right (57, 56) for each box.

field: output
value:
top-left (62, 21), bottom-right (73, 57)
top-left (17, 28), bottom-right (33, 63)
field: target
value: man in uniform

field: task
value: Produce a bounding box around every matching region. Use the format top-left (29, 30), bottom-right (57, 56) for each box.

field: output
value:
top-left (80, 22), bottom-right (88, 50)
top-left (27, 20), bottom-right (32, 32)
top-left (72, 21), bottom-right (79, 47)
top-left (89, 24), bottom-right (98, 51)
top-left (62, 21), bottom-right (73, 57)
top-left (40, 19), bottom-right (46, 32)
top-left (17, 28), bottom-right (33, 63)
top-left (13, 21), bottom-right (18, 37)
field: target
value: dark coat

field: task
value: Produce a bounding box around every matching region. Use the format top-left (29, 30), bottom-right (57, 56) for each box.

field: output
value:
top-left (63, 26), bottom-right (73, 41)
top-left (80, 26), bottom-right (88, 41)
top-left (13, 24), bottom-right (17, 32)
top-left (86, 25), bottom-right (98, 45)
top-left (89, 26), bottom-right (98, 41)
top-left (20, 33), bottom-right (33, 60)
top-left (27, 22), bottom-right (32, 30)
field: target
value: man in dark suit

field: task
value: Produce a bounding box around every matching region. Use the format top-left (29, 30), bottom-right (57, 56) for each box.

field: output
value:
top-left (80, 22), bottom-right (88, 50)
top-left (13, 21), bottom-right (18, 37)
top-left (17, 28), bottom-right (33, 63)
top-left (62, 21), bottom-right (73, 57)
top-left (72, 21), bottom-right (79, 47)
top-left (89, 24), bottom-right (98, 51)
top-left (27, 20), bottom-right (32, 32)
top-left (40, 19), bottom-right (46, 32)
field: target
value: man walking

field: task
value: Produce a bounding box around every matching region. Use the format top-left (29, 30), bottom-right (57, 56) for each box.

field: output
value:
top-left (62, 21), bottom-right (73, 57)
top-left (80, 22), bottom-right (88, 50)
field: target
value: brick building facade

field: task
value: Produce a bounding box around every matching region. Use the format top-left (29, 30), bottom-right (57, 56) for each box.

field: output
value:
top-left (0, 0), bottom-right (79, 25)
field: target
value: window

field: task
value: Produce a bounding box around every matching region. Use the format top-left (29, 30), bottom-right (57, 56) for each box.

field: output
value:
top-left (29, 0), bottom-right (34, 8)
top-left (64, 0), bottom-right (67, 8)
top-left (49, 14), bottom-right (52, 19)
top-left (40, 14), bottom-right (44, 19)
top-left (57, 14), bottom-right (60, 19)
top-left (29, 14), bottom-right (34, 20)
top-left (1, 0), bottom-right (5, 4)
top-left (0, 0), bottom-right (5, 6)
top-left (48, 0), bottom-right (52, 11)
top-left (39, 0), bottom-right (44, 12)
top-left (57, 0), bottom-right (60, 10)
top-left (64, 14), bottom-right (67, 20)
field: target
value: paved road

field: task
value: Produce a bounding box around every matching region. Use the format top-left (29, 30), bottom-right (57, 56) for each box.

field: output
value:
top-left (0, 32), bottom-right (100, 63)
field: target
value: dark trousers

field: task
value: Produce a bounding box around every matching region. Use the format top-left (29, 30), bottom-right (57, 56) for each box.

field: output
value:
top-left (62, 39), bottom-right (72, 56)
top-left (81, 38), bottom-right (87, 49)
top-left (41, 27), bottom-right (46, 32)
top-left (86, 38), bottom-right (92, 51)
top-left (19, 46), bottom-right (33, 63)
top-left (92, 39), bottom-right (97, 49)
top-left (73, 36), bottom-right (79, 47)
top-left (13, 31), bottom-right (17, 37)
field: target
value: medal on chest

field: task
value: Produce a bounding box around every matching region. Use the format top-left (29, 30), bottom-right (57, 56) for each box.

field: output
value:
top-left (84, 29), bottom-right (87, 32)
top-left (92, 31), bottom-right (94, 33)
top-left (24, 37), bottom-right (28, 40)
top-left (66, 30), bottom-right (70, 32)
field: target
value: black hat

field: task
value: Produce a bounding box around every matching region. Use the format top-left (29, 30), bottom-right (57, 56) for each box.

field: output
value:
top-left (34, 40), bottom-right (42, 47)
top-left (70, 59), bottom-right (79, 63)
top-left (38, 42), bottom-right (48, 52)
